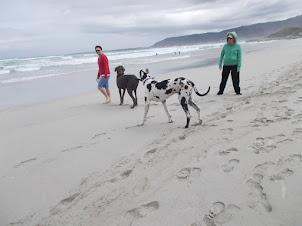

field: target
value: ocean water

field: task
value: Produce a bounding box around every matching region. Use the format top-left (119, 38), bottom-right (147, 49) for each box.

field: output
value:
top-left (0, 43), bottom-right (225, 84)
top-left (0, 41), bottom-right (263, 110)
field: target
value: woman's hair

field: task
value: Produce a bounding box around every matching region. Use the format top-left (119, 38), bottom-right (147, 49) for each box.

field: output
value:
top-left (95, 46), bottom-right (102, 50)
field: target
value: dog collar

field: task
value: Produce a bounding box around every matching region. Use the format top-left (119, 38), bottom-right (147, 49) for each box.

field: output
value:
top-left (143, 77), bottom-right (151, 84)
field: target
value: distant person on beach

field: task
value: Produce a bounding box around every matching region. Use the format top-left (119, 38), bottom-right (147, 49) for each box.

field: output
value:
top-left (95, 46), bottom-right (111, 103)
top-left (218, 31), bottom-right (242, 95)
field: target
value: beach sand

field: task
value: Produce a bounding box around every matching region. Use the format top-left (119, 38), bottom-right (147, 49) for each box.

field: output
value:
top-left (1, 38), bottom-right (302, 226)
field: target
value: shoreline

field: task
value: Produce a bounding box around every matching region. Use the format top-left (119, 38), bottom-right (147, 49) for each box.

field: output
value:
top-left (0, 40), bottom-right (271, 111)
top-left (1, 38), bottom-right (302, 225)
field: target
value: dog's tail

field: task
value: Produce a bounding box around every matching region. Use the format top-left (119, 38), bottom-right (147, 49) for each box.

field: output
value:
top-left (194, 86), bottom-right (210, 96)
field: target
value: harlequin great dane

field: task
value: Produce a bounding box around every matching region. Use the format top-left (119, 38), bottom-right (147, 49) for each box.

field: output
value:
top-left (139, 68), bottom-right (210, 128)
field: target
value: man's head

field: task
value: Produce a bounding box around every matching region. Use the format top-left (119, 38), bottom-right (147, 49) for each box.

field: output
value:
top-left (95, 46), bottom-right (103, 56)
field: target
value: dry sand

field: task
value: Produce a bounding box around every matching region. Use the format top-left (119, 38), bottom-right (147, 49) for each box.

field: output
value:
top-left (1, 38), bottom-right (302, 226)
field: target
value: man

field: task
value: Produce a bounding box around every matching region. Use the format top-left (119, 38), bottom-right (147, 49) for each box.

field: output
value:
top-left (218, 31), bottom-right (242, 95)
top-left (95, 45), bottom-right (111, 103)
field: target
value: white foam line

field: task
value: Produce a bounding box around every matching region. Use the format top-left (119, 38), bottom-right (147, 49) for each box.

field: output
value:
top-left (0, 69), bottom-right (95, 84)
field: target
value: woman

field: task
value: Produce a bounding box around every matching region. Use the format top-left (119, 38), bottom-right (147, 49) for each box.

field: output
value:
top-left (95, 45), bottom-right (111, 103)
top-left (218, 31), bottom-right (242, 95)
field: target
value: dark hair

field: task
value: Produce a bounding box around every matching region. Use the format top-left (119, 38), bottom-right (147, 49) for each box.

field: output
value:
top-left (95, 46), bottom-right (102, 50)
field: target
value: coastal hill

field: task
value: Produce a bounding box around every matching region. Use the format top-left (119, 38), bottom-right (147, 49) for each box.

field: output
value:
top-left (267, 26), bottom-right (302, 39)
top-left (152, 15), bottom-right (302, 47)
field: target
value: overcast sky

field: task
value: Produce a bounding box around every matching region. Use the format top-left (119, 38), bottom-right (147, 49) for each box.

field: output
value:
top-left (1, 0), bottom-right (301, 59)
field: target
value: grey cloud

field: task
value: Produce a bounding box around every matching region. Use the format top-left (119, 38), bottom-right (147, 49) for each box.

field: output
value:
top-left (1, 0), bottom-right (302, 58)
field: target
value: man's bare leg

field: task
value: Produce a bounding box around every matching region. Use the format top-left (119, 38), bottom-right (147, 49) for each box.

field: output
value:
top-left (105, 88), bottom-right (111, 103)
top-left (98, 87), bottom-right (110, 103)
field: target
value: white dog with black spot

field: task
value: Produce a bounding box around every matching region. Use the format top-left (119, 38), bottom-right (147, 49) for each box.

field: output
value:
top-left (139, 69), bottom-right (210, 128)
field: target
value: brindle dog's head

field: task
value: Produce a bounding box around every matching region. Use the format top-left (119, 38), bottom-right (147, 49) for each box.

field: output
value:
top-left (115, 65), bottom-right (125, 77)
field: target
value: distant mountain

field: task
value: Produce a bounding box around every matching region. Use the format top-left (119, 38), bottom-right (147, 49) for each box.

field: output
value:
top-left (267, 27), bottom-right (302, 39)
top-left (152, 15), bottom-right (302, 47)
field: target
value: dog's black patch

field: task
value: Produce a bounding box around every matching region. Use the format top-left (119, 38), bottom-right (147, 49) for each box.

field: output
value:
top-left (165, 89), bottom-right (173, 94)
top-left (141, 75), bottom-right (147, 81)
top-left (140, 70), bottom-right (148, 81)
top-left (180, 77), bottom-right (185, 80)
top-left (181, 97), bottom-right (188, 111)
top-left (155, 96), bottom-right (160, 99)
top-left (151, 81), bottom-right (156, 84)
top-left (155, 80), bottom-right (169, 90)
top-left (145, 97), bottom-right (147, 102)
top-left (185, 118), bottom-right (190, 128)
top-left (147, 84), bottom-right (152, 92)
top-left (184, 85), bottom-right (188, 90)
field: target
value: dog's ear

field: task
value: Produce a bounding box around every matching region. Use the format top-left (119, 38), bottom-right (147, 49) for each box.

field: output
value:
top-left (122, 66), bottom-right (125, 72)
top-left (115, 67), bottom-right (118, 72)
top-left (139, 69), bottom-right (145, 80)
top-left (146, 69), bottom-right (149, 74)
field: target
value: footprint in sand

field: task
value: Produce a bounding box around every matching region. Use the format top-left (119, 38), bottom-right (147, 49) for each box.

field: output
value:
top-left (61, 145), bottom-right (83, 152)
top-left (254, 161), bottom-right (275, 174)
top-left (285, 154), bottom-right (302, 165)
top-left (247, 191), bottom-right (272, 212)
top-left (14, 157), bottom-right (37, 168)
top-left (221, 128), bottom-right (233, 134)
top-left (246, 172), bottom-right (272, 212)
top-left (249, 134), bottom-right (294, 154)
top-left (49, 193), bottom-right (80, 215)
top-left (221, 159), bottom-right (239, 172)
top-left (294, 113), bottom-right (302, 119)
top-left (124, 201), bottom-right (159, 224)
top-left (270, 168), bottom-right (293, 181)
top-left (141, 148), bottom-right (158, 164)
top-left (144, 148), bottom-right (157, 158)
top-left (176, 167), bottom-right (202, 182)
top-left (293, 128), bottom-right (302, 137)
top-left (203, 202), bottom-right (240, 226)
top-left (92, 132), bottom-right (107, 139)
top-left (133, 178), bottom-right (148, 195)
top-left (246, 154), bottom-right (302, 212)
top-left (218, 147), bottom-right (238, 156)
top-left (120, 169), bottom-right (133, 179)
top-left (179, 134), bottom-right (187, 140)
top-left (276, 138), bottom-right (294, 145)
top-left (246, 163), bottom-right (273, 213)
top-left (109, 169), bottom-right (133, 183)
top-left (252, 116), bottom-right (275, 127)
top-left (274, 107), bottom-right (294, 120)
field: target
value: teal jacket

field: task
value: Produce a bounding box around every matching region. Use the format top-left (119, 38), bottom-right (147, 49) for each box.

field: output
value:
top-left (219, 31), bottom-right (242, 69)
